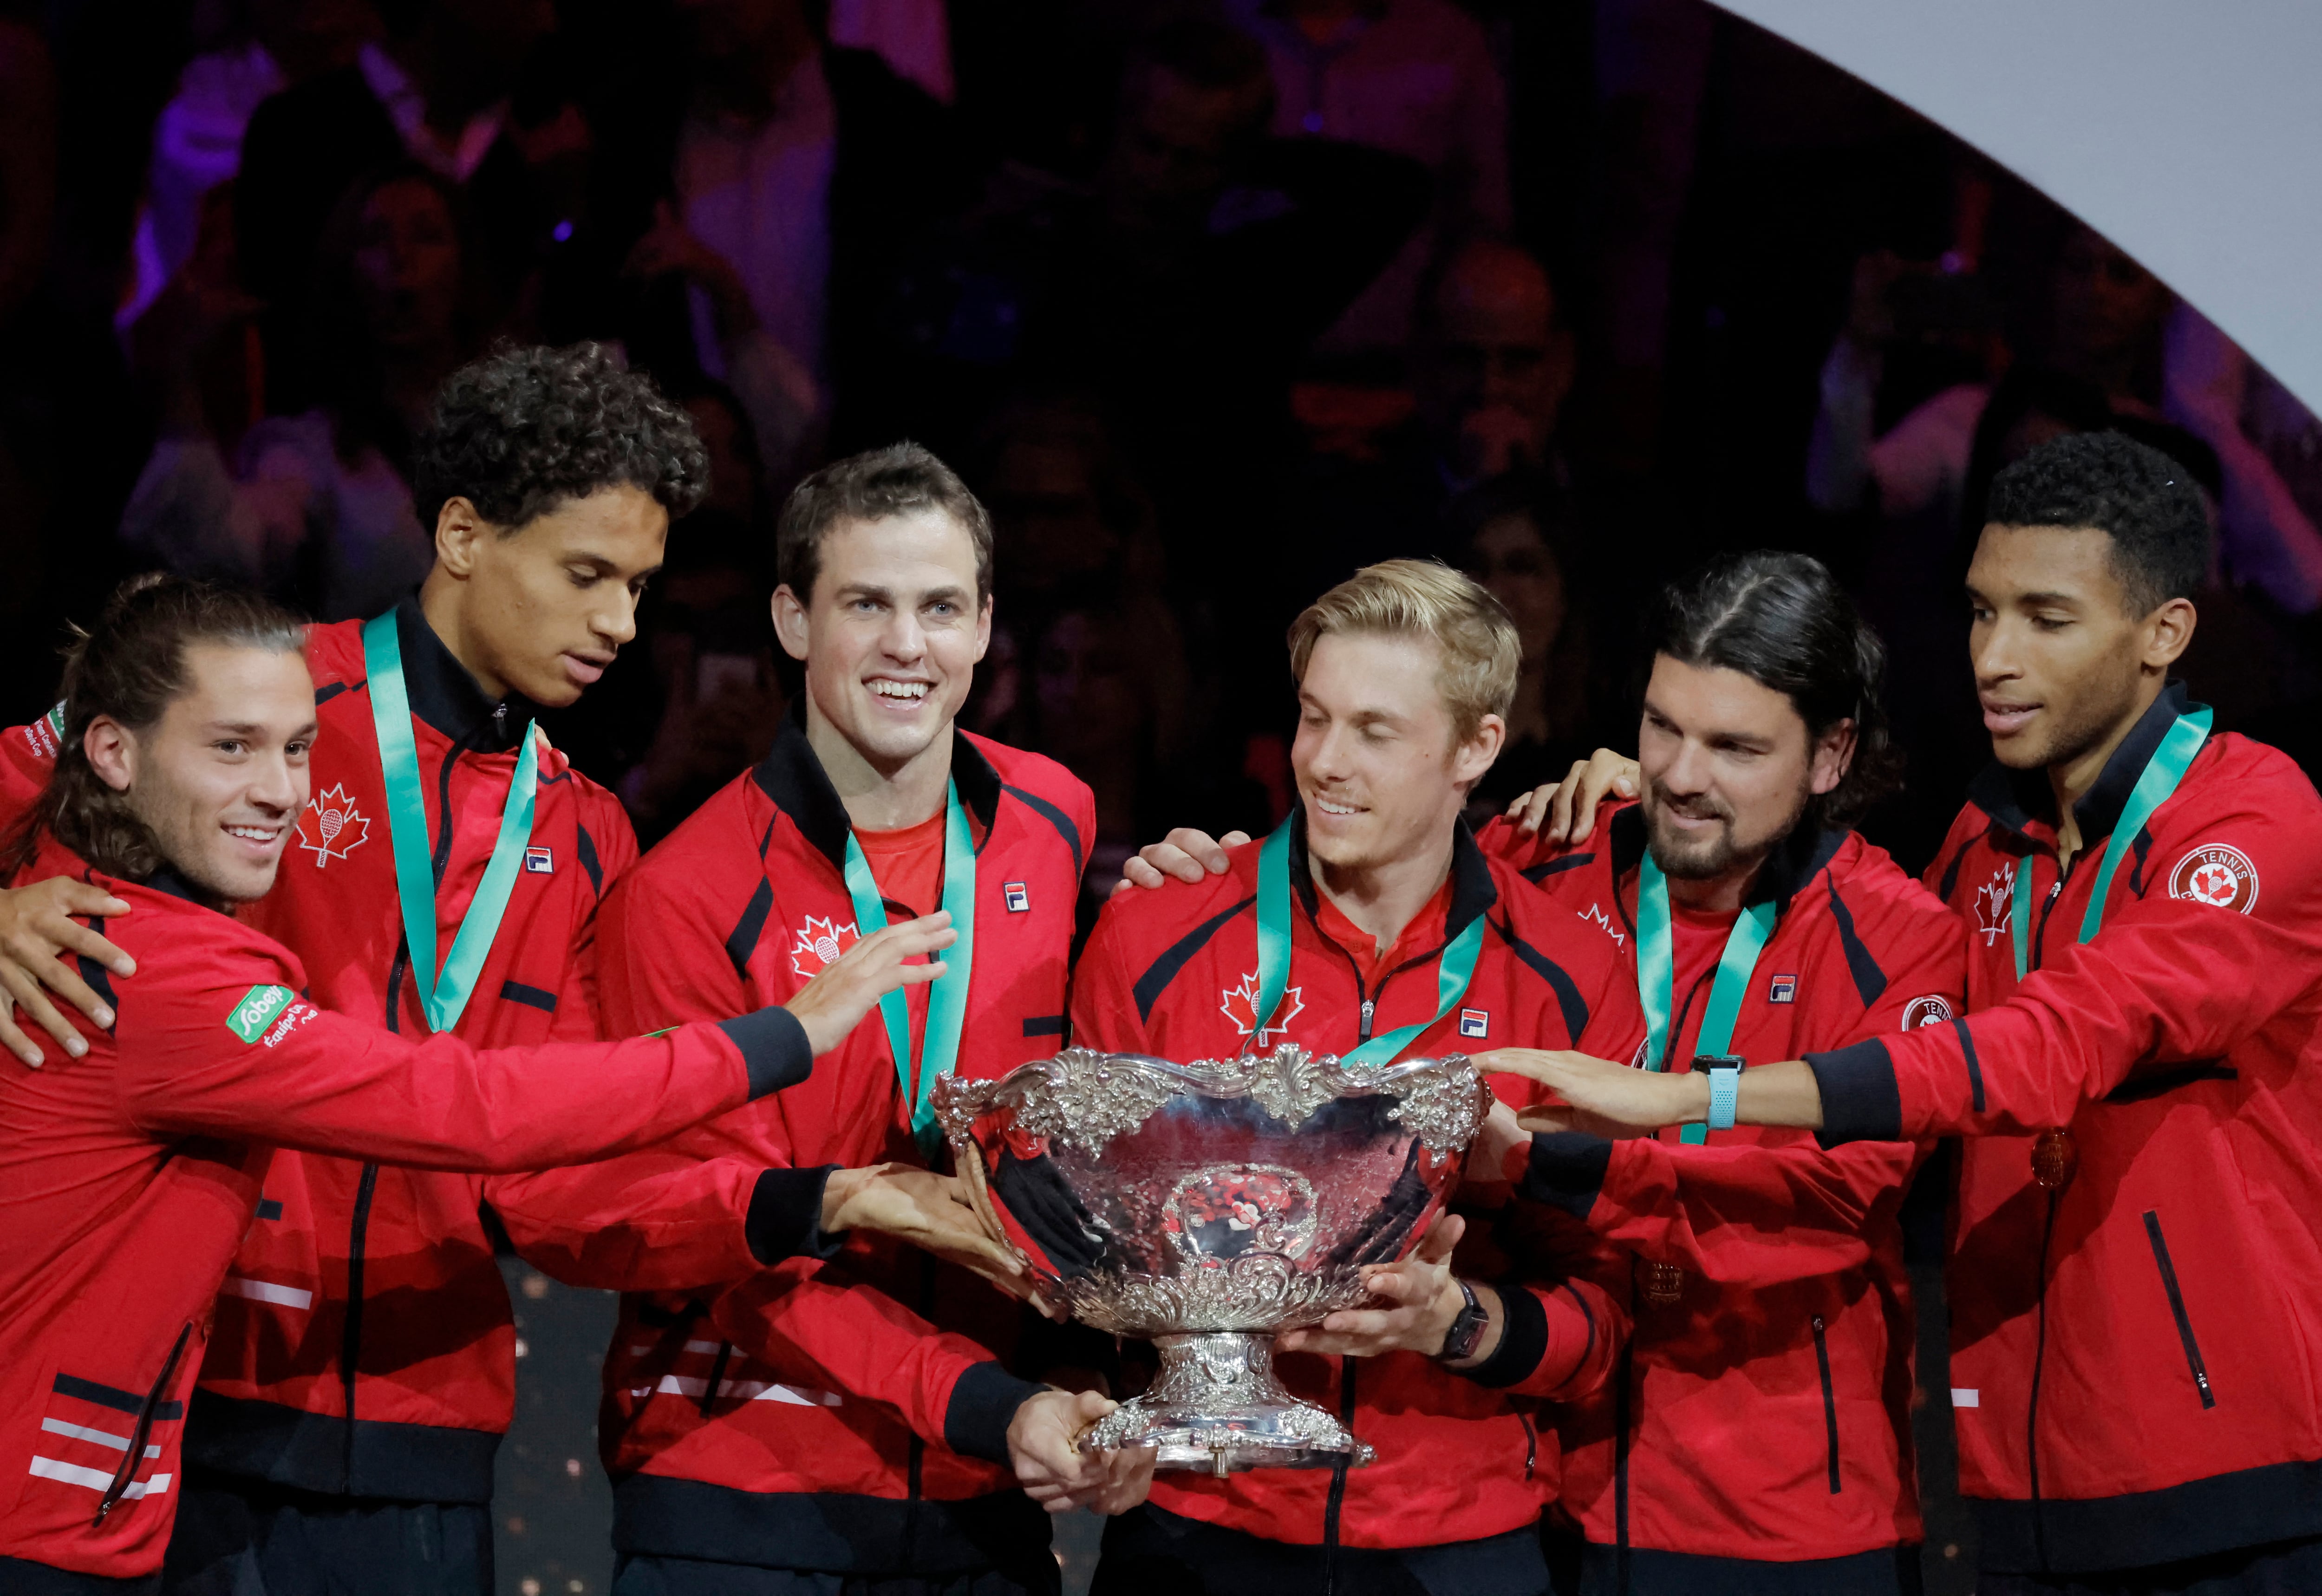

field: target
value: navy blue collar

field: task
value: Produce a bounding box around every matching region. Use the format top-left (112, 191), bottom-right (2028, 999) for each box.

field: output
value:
top-left (384, 595), bottom-right (539, 753)
top-left (750, 701), bottom-right (1004, 873)
top-left (1965, 679), bottom-right (2203, 847)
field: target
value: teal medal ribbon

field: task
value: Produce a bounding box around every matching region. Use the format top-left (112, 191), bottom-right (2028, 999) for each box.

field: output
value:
top-left (1251, 815), bottom-right (1485, 1067)
top-left (2010, 706), bottom-right (2212, 981)
top-left (841, 781), bottom-right (977, 1157)
top-left (361, 612), bottom-right (540, 1034)
top-left (1635, 853), bottom-right (1776, 1146)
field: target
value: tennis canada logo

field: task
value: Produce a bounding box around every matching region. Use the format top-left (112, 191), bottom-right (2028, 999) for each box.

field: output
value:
top-left (2169, 843), bottom-right (2259, 914)
top-left (294, 784), bottom-right (370, 867)
top-left (1222, 972), bottom-right (1303, 1044)
top-left (1902, 994), bottom-right (1955, 1029)
top-left (1973, 862), bottom-right (2015, 945)
top-left (790, 915), bottom-right (862, 978)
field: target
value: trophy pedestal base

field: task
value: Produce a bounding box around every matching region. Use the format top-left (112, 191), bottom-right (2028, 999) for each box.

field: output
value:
top-left (1082, 1332), bottom-right (1375, 1476)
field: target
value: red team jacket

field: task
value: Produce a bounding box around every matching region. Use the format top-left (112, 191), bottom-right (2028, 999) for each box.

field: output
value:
top-left (0, 836), bottom-right (808, 1585)
top-left (1484, 807), bottom-right (1964, 1568)
top-left (1070, 818), bottom-right (1644, 1554)
top-left (0, 601), bottom-right (780, 1507)
top-left (1807, 685), bottom-right (2322, 1574)
top-left (552, 711), bottom-right (1098, 1576)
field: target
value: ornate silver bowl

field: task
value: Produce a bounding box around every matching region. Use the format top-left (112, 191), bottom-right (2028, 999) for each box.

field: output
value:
top-left (932, 1044), bottom-right (1490, 1475)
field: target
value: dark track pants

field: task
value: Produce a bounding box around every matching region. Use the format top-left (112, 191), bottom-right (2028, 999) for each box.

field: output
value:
top-left (160, 1471), bottom-right (491, 1596)
top-left (1092, 1502), bottom-right (1551, 1596)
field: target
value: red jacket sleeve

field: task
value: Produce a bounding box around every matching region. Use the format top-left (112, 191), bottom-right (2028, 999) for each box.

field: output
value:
top-left (1811, 773), bottom-right (2322, 1141)
top-left (117, 931), bottom-right (805, 1170)
top-left (487, 832), bottom-right (833, 1286)
top-left (1465, 1139), bottom-right (1630, 1401)
top-left (710, 1261), bottom-right (1045, 1465)
top-left (1546, 886), bottom-right (1958, 1283)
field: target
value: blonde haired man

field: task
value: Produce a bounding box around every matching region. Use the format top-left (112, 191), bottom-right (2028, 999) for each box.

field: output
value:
top-left (1070, 560), bottom-right (1643, 1595)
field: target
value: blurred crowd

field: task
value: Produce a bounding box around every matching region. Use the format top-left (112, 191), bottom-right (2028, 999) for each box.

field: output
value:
top-left (7, 0), bottom-right (2322, 902)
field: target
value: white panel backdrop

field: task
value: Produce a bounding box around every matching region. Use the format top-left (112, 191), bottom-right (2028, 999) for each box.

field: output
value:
top-left (1712, 0), bottom-right (2322, 416)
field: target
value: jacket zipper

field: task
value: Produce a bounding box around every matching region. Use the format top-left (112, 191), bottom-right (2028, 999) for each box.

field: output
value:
top-left (2020, 850), bottom-right (2066, 1565)
top-left (2027, 1193), bottom-right (2060, 1566)
top-left (698, 1341), bottom-right (735, 1416)
top-left (1811, 1315), bottom-right (1840, 1494)
top-left (346, 737), bottom-right (463, 1441)
top-left (1322, 1358), bottom-right (1357, 1593)
top-left (2032, 873), bottom-right (2062, 970)
top-left (1517, 1408), bottom-right (1537, 1482)
top-left (1612, 1344), bottom-right (1634, 1588)
top-left (342, 1160), bottom-right (381, 1471)
top-left (904, 1251), bottom-right (934, 1572)
top-left (95, 1323), bottom-right (192, 1523)
top-left (2142, 1211), bottom-right (2217, 1408)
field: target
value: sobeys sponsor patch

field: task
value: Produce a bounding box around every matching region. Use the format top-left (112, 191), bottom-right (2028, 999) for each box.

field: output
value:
top-left (228, 984), bottom-right (296, 1044)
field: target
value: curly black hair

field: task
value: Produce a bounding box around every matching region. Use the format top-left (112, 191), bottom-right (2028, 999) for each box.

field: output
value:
top-left (1984, 430), bottom-right (2210, 614)
top-left (411, 342), bottom-right (709, 534)
top-left (1647, 550), bottom-right (1903, 834)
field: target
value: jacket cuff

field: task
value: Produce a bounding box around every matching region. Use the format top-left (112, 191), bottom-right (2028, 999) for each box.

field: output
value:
top-left (942, 1362), bottom-right (1046, 1465)
top-left (746, 1166), bottom-right (843, 1264)
top-left (1519, 1132), bottom-right (1613, 1221)
top-left (1460, 1280), bottom-right (1549, 1389)
top-left (1805, 1038), bottom-right (1903, 1145)
top-left (718, 1007), bottom-right (812, 1099)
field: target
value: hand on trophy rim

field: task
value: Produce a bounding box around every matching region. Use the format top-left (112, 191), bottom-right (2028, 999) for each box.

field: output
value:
top-left (1276, 1212), bottom-right (1472, 1360)
top-left (1011, 1388), bottom-right (1155, 1515)
top-left (1479, 1047), bottom-right (1703, 1137)
top-left (821, 1163), bottom-right (1052, 1311)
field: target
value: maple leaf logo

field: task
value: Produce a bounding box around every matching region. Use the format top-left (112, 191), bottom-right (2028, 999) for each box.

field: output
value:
top-left (790, 915), bottom-right (862, 979)
top-left (1973, 862), bottom-right (2015, 945)
top-left (294, 784), bottom-right (371, 867)
top-left (1220, 971), bottom-right (1302, 1043)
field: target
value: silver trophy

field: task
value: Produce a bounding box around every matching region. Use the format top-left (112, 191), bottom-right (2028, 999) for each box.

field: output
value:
top-left (932, 1044), bottom-right (1491, 1476)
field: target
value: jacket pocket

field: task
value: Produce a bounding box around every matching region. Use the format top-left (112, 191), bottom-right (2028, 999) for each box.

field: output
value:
top-left (2143, 1210), bottom-right (2217, 1409)
top-left (1812, 1315), bottom-right (1840, 1493)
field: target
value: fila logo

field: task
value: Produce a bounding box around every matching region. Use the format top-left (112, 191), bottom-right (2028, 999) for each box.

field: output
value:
top-left (524, 846), bottom-right (554, 874)
top-left (1768, 973), bottom-right (1798, 1004)
top-left (294, 784), bottom-right (371, 868)
top-left (1003, 881), bottom-right (1031, 913)
top-left (1458, 1008), bottom-right (1490, 1040)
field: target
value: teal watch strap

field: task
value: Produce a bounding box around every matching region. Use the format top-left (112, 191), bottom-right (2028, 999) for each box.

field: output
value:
top-left (1698, 1053), bottom-right (1743, 1132)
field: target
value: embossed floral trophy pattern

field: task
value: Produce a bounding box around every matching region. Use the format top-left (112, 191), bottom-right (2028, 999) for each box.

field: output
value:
top-left (933, 1045), bottom-right (1491, 1476)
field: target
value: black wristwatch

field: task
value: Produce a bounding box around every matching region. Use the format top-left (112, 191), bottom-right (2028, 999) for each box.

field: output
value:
top-left (1437, 1279), bottom-right (1488, 1363)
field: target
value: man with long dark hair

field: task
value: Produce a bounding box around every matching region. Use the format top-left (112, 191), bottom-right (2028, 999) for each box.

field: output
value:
top-left (1512, 430), bottom-right (2322, 1596)
top-left (1483, 552), bottom-right (1960, 1595)
top-left (0, 572), bottom-right (946, 1592)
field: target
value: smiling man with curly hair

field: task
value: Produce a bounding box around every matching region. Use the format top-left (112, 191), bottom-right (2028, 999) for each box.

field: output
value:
top-left (0, 342), bottom-right (757, 1595)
